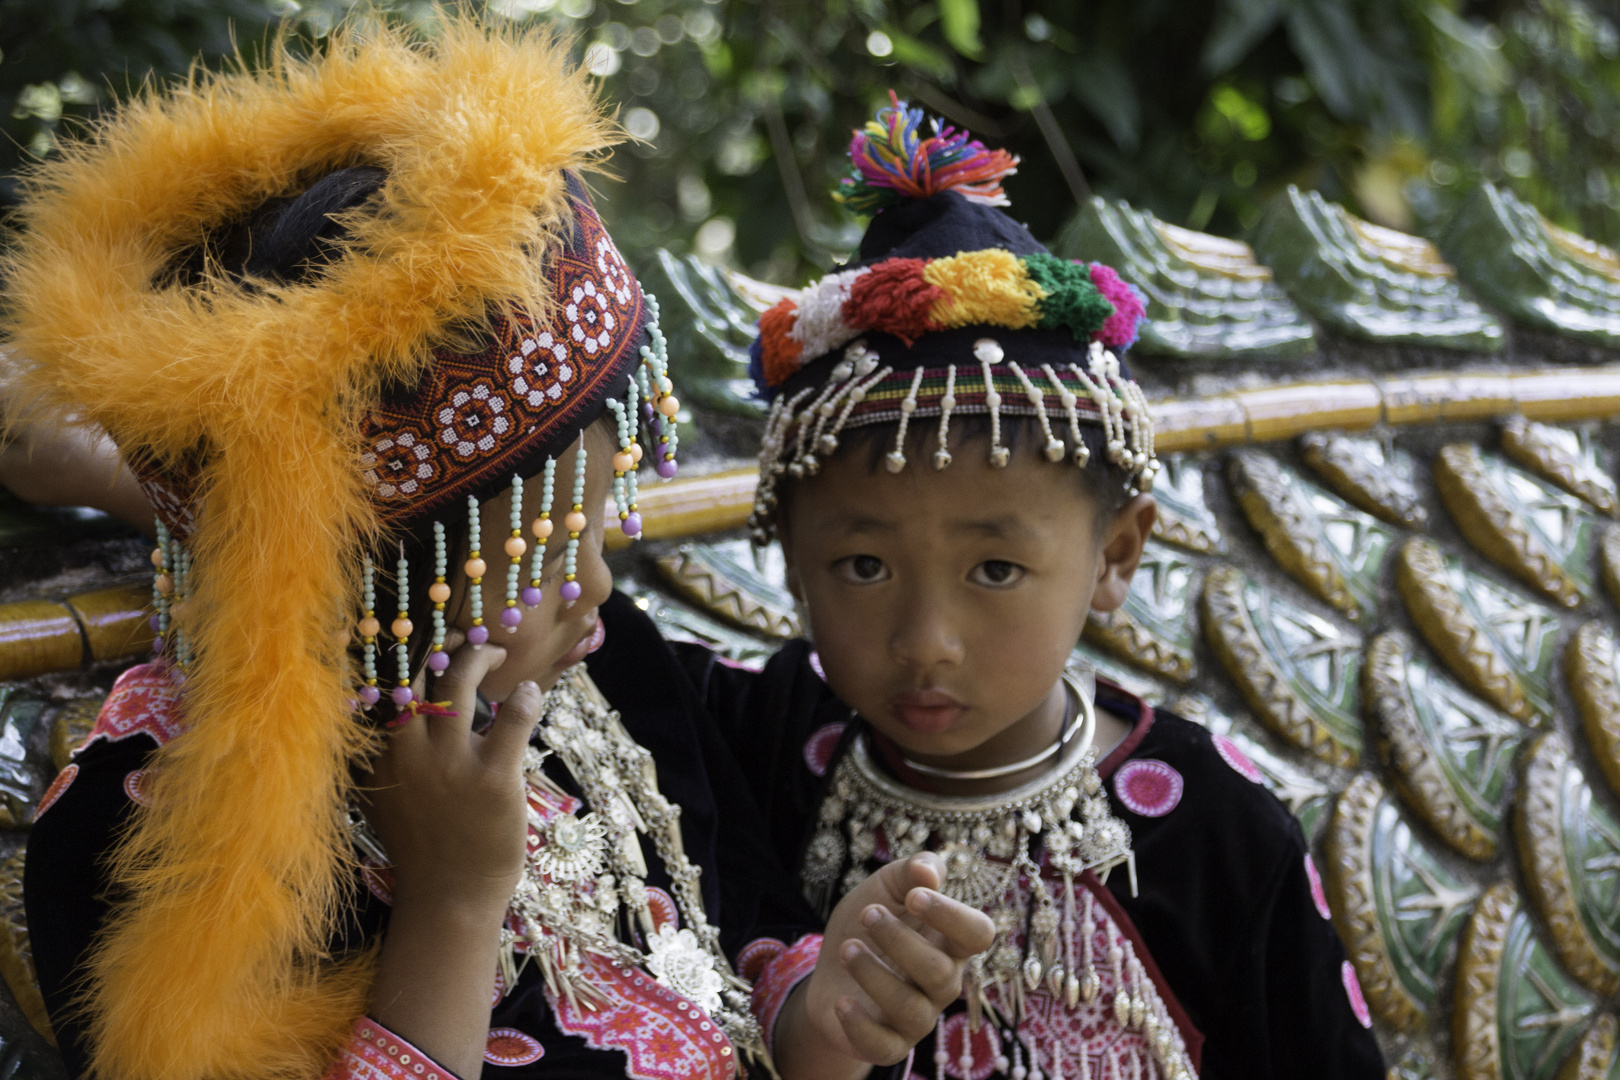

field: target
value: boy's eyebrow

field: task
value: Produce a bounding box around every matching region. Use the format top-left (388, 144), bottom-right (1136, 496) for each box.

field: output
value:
top-left (949, 515), bottom-right (1038, 540)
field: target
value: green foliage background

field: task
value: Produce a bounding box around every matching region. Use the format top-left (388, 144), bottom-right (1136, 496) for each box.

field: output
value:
top-left (3, 0), bottom-right (1617, 285)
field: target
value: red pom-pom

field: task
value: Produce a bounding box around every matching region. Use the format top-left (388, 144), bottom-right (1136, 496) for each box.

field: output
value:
top-left (842, 259), bottom-right (945, 345)
top-left (1089, 262), bottom-right (1146, 348)
top-left (759, 300), bottom-right (804, 387)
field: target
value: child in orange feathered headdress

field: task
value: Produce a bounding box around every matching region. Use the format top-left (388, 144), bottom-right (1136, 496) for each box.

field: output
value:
top-left (7, 20), bottom-right (992, 1080)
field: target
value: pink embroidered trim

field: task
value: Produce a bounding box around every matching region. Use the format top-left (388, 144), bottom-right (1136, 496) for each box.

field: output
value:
top-left (485, 1028), bottom-right (544, 1066)
top-left (79, 663), bottom-right (185, 754)
top-left (1305, 854), bottom-right (1332, 920)
top-left (736, 937), bottom-right (787, 982)
top-left (645, 885), bottom-right (679, 932)
top-left (1213, 734), bottom-right (1265, 784)
top-left (751, 933), bottom-right (821, 1053)
top-left (37, 765), bottom-right (77, 818)
top-left (937, 1013), bottom-right (1004, 1080)
top-left (123, 768), bottom-right (153, 807)
top-left (1341, 960), bottom-right (1372, 1028)
top-left (803, 722), bottom-right (847, 777)
top-left (327, 1018), bottom-right (452, 1080)
top-left (551, 952), bottom-right (736, 1080)
top-left (1113, 759), bottom-right (1183, 817)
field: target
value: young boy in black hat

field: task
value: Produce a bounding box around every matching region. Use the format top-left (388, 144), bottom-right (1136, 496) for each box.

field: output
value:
top-left (679, 99), bottom-right (1386, 1080)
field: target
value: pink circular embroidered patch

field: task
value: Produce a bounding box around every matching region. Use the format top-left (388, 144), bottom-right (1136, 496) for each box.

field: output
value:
top-left (1341, 960), bottom-right (1372, 1028)
top-left (1213, 734), bottom-right (1265, 784)
top-left (1114, 759), bottom-right (1184, 817)
top-left (803, 722), bottom-right (848, 777)
top-left (1305, 854), bottom-right (1332, 920)
top-left (123, 768), bottom-right (153, 807)
top-left (939, 1012), bottom-right (1003, 1080)
top-left (37, 764), bottom-right (77, 818)
top-left (485, 1028), bottom-right (544, 1066)
top-left (737, 937), bottom-right (787, 981)
top-left (645, 886), bottom-right (679, 933)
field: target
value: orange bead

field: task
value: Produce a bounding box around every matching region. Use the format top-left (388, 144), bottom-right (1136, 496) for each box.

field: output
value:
top-left (428, 582), bottom-right (452, 603)
top-left (657, 395), bottom-right (681, 417)
top-left (154, 573), bottom-right (174, 596)
top-left (564, 510), bottom-right (588, 533)
top-left (504, 536), bottom-right (527, 558)
top-left (150, 548), bottom-right (165, 568)
top-left (630, 442), bottom-right (644, 463)
top-left (613, 450), bottom-right (635, 472)
top-left (391, 617), bottom-right (414, 639)
top-left (464, 558), bottom-right (487, 579)
top-left (358, 616), bottom-right (381, 638)
top-left (332, 629), bottom-right (351, 647)
top-left (168, 601), bottom-right (190, 626)
top-left (532, 517), bottom-right (554, 540)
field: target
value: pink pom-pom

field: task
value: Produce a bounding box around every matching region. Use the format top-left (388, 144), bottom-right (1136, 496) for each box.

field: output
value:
top-left (1089, 262), bottom-right (1146, 348)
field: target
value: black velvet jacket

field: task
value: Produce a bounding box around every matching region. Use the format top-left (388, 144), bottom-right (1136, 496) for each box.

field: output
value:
top-left (677, 637), bottom-right (1386, 1080)
top-left (25, 591), bottom-right (819, 1079)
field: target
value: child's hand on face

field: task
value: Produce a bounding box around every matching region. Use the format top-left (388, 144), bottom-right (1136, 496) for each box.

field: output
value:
top-left (795, 853), bottom-right (995, 1070)
top-left (361, 630), bottom-right (544, 915)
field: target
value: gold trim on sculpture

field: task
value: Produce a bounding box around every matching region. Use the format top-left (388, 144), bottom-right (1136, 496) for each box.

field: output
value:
top-left (1569, 621), bottom-right (1620, 801)
top-left (1228, 451), bottom-right (1362, 620)
top-left (1082, 607), bottom-right (1194, 683)
top-left (1433, 444), bottom-right (1584, 609)
top-left (1599, 525), bottom-right (1620, 610)
top-left (1394, 537), bottom-right (1532, 722)
top-left (0, 850), bottom-right (53, 1046)
top-left (1300, 432), bottom-right (1427, 529)
top-left (1557, 1014), bottom-right (1617, 1080)
top-left (1500, 416), bottom-right (1617, 518)
top-left (1366, 632), bottom-right (1499, 860)
top-left (1200, 564), bottom-right (1360, 767)
top-left (1516, 731), bottom-right (1620, 996)
top-left (654, 548), bottom-right (800, 640)
top-left (1324, 773), bottom-right (1425, 1031)
top-left (1453, 882), bottom-right (1516, 1080)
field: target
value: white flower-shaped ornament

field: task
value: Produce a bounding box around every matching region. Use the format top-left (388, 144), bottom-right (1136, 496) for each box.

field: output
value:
top-left (645, 924), bottom-right (725, 1015)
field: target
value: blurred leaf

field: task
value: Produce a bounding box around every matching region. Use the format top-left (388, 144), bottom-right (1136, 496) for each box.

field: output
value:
top-left (1071, 50), bottom-right (1140, 152)
top-left (1202, 0), bottom-right (1283, 75)
top-left (939, 0), bottom-right (983, 59)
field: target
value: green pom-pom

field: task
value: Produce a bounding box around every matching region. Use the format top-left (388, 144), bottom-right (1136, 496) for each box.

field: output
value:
top-left (1023, 253), bottom-right (1114, 341)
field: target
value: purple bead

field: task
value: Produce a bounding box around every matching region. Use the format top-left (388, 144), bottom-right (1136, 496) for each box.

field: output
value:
top-left (427, 650), bottom-right (451, 673)
top-left (151, 636), bottom-right (165, 654)
top-left (642, 403), bottom-right (656, 423)
top-left (656, 458), bottom-right (678, 479)
top-left (500, 606), bottom-right (523, 628)
top-left (467, 624), bottom-right (490, 645)
top-left (391, 686), bottom-right (414, 707)
top-left (521, 585), bottom-right (543, 607)
top-left (358, 685), bottom-right (382, 706)
top-left (148, 614), bottom-right (163, 633)
top-left (560, 580), bottom-right (582, 603)
top-left (621, 511), bottom-right (643, 537)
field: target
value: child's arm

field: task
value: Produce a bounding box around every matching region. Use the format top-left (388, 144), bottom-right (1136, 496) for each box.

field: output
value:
top-left (772, 853), bottom-right (995, 1080)
top-left (359, 634), bottom-right (543, 1080)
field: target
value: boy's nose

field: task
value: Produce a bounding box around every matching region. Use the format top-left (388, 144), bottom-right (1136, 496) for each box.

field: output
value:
top-left (889, 600), bottom-right (965, 672)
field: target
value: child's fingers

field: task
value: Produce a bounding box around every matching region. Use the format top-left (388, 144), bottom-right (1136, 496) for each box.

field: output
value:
top-left (482, 680), bottom-right (544, 771)
top-left (832, 992), bottom-right (917, 1066)
top-left (905, 888), bottom-right (997, 959)
top-left (858, 905), bottom-right (963, 1004)
top-left (838, 941), bottom-right (939, 1052)
top-left (429, 638), bottom-right (508, 741)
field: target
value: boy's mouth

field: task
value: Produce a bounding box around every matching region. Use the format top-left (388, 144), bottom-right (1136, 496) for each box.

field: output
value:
top-left (554, 614), bottom-right (603, 670)
top-left (890, 689), bottom-right (966, 734)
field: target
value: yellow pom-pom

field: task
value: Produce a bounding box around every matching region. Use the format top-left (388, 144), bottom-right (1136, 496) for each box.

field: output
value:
top-left (923, 249), bottom-right (1044, 330)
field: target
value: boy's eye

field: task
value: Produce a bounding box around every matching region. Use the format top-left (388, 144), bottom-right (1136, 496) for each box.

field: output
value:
top-left (834, 555), bottom-right (890, 584)
top-left (970, 560), bottom-right (1025, 587)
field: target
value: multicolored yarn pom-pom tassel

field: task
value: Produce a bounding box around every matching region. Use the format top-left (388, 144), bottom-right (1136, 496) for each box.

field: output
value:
top-left (837, 90), bottom-right (1018, 215)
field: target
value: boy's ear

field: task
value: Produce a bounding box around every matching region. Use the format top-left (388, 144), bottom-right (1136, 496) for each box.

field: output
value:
top-left (1090, 494), bottom-right (1157, 614)
top-left (776, 524), bottom-right (805, 602)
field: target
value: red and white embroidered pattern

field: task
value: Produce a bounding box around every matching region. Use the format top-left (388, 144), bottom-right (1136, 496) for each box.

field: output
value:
top-left (645, 885), bottom-right (679, 932)
top-left (550, 952), bottom-right (738, 1080)
top-left (1305, 854), bottom-right (1332, 920)
top-left (750, 933), bottom-right (821, 1052)
top-left (934, 1014), bottom-right (1004, 1080)
top-left (1113, 759), bottom-right (1183, 818)
top-left (123, 768), bottom-right (153, 807)
top-left (79, 663), bottom-right (185, 754)
top-left (1213, 734), bottom-right (1264, 784)
top-left (736, 937), bottom-right (787, 982)
top-left (485, 1028), bottom-right (545, 1066)
top-left (327, 1019), bottom-right (451, 1080)
top-left (37, 765), bottom-right (77, 818)
top-left (1341, 960), bottom-right (1372, 1028)
top-left (803, 723), bottom-right (847, 778)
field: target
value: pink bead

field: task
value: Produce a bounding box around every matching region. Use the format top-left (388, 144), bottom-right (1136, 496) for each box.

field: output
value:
top-left (359, 685), bottom-right (381, 706)
top-left (622, 512), bottom-right (642, 537)
top-left (560, 581), bottom-right (582, 603)
top-left (390, 686), bottom-right (414, 707)
top-left (427, 650), bottom-right (450, 673)
top-left (521, 586), bottom-right (543, 606)
top-left (656, 458), bottom-right (678, 479)
top-left (500, 606), bottom-right (523, 628)
top-left (467, 624), bottom-right (489, 645)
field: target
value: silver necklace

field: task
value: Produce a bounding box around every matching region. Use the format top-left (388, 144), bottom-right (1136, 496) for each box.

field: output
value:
top-left (898, 673), bottom-right (1092, 781)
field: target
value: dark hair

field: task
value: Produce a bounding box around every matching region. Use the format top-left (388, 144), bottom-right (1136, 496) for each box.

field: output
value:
top-left (775, 410), bottom-right (1134, 538)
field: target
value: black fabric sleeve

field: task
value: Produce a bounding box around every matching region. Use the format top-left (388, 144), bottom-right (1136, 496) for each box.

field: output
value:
top-left (23, 736), bottom-right (154, 1078)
